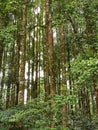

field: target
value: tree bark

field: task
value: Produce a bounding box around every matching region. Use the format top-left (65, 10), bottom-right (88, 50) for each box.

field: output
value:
top-left (46, 0), bottom-right (56, 95)
top-left (18, 1), bottom-right (27, 104)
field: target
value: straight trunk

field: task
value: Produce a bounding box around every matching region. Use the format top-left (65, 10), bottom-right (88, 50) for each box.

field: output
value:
top-left (18, 1), bottom-right (27, 104)
top-left (46, 0), bottom-right (56, 95)
top-left (0, 41), bottom-right (4, 71)
top-left (61, 24), bottom-right (67, 128)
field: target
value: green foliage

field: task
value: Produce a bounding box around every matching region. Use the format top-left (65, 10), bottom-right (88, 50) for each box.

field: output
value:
top-left (0, 96), bottom-right (98, 130)
top-left (0, 0), bottom-right (98, 129)
top-left (71, 55), bottom-right (98, 86)
top-left (0, 95), bottom-right (76, 130)
top-left (68, 113), bottom-right (98, 130)
top-left (0, 24), bottom-right (16, 46)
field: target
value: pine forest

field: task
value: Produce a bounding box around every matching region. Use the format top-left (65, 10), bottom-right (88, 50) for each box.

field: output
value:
top-left (0, 0), bottom-right (98, 130)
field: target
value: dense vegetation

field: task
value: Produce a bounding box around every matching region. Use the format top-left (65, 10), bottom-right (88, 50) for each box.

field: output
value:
top-left (0, 0), bottom-right (98, 129)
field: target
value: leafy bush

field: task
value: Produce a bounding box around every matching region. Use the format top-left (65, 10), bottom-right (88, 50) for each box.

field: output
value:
top-left (0, 95), bottom-right (98, 130)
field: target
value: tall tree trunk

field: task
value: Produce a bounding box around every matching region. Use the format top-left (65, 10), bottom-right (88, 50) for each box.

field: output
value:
top-left (14, 21), bottom-right (20, 105)
top-left (0, 48), bottom-right (6, 108)
top-left (27, 33), bottom-right (31, 100)
top-left (46, 0), bottom-right (56, 95)
top-left (0, 41), bottom-right (4, 71)
top-left (61, 24), bottom-right (67, 128)
top-left (18, 1), bottom-right (27, 104)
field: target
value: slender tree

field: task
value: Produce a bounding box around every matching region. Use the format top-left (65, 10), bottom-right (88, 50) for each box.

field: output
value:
top-left (18, 0), bottom-right (27, 104)
top-left (45, 0), bottom-right (56, 95)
